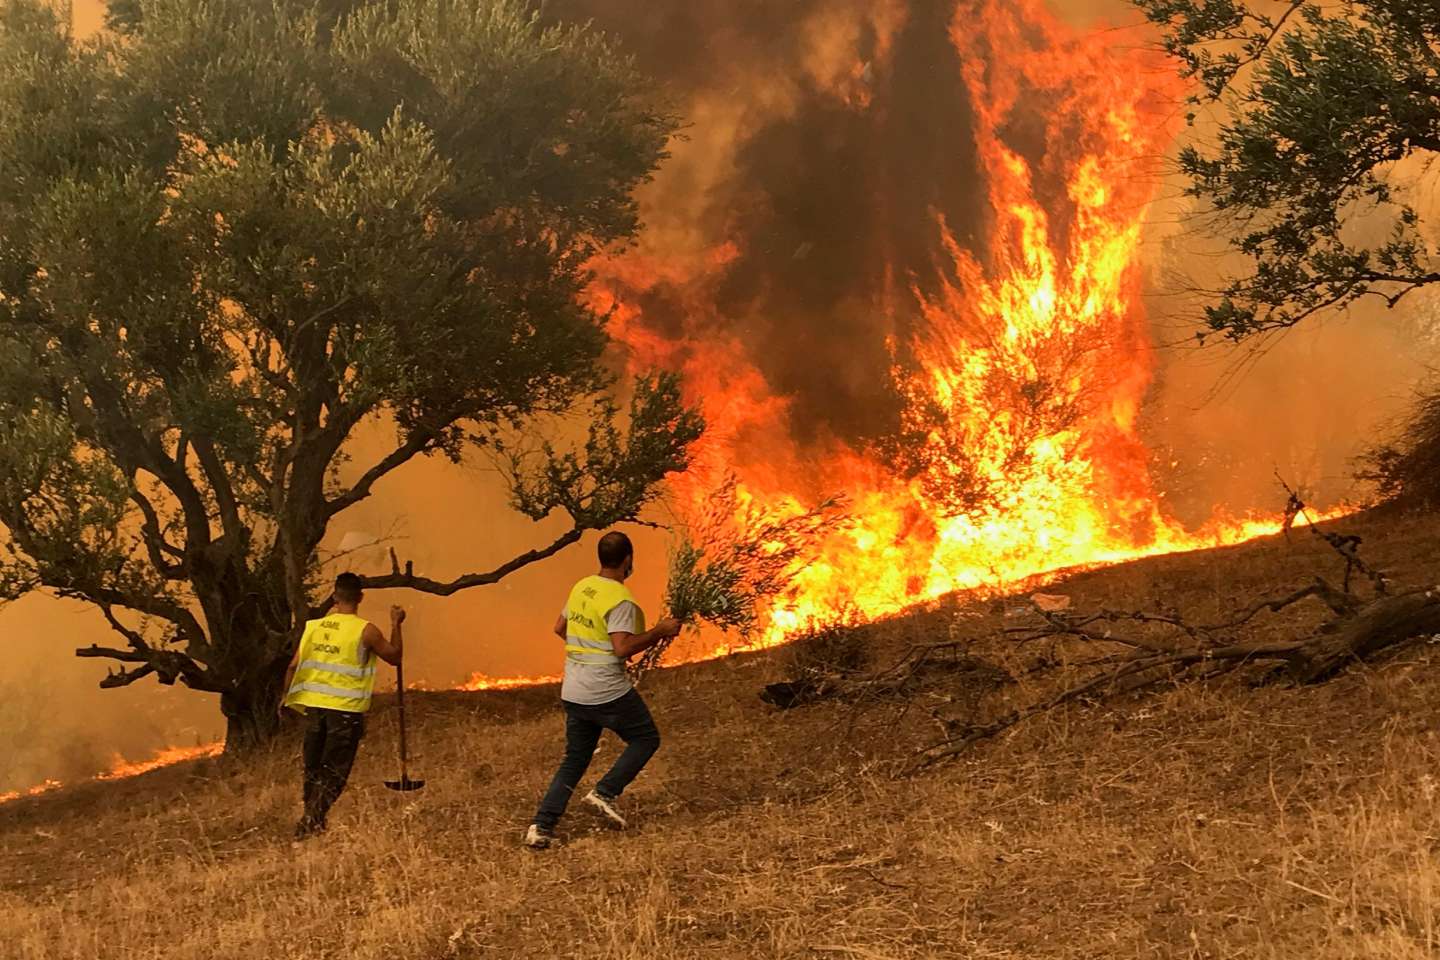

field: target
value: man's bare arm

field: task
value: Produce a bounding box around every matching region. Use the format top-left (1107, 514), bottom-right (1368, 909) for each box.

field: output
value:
top-left (610, 617), bottom-right (681, 660)
top-left (554, 614), bottom-right (567, 640)
top-left (364, 606), bottom-right (407, 666)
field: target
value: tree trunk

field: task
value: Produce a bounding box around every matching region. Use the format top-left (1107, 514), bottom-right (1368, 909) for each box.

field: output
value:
top-left (220, 659), bottom-right (290, 753)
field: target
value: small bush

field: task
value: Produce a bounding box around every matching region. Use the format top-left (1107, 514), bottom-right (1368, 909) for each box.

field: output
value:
top-left (1359, 381), bottom-right (1440, 510)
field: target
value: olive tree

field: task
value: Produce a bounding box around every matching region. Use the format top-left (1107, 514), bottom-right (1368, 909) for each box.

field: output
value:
top-left (1136, 0), bottom-right (1440, 339)
top-left (0, 0), bottom-right (702, 748)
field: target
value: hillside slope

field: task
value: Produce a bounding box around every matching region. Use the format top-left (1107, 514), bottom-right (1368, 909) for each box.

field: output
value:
top-left (4, 510), bottom-right (1440, 959)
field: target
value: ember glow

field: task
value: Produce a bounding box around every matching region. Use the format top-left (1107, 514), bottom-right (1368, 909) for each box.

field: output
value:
top-left (0, 744), bottom-right (220, 806)
top-left (98, 743), bottom-right (223, 780)
top-left (0, 779), bottom-right (62, 806)
top-left (459, 672), bottom-right (562, 692)
top-left (587, 0), bottom-right (1336, 659)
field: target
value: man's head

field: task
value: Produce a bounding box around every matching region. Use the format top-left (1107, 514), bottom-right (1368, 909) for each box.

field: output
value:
top-left (597, 531), bottom-right (634, 580)
top-left (334, 572), bottom-right (364, 608)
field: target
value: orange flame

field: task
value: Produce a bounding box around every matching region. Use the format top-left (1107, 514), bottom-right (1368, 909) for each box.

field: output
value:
top-left (458, 672), bottom-right (562, 692)
top-left (590, 0), bottom-right (1343, 660)
top-left (0, 779), bottom-right (63, 806)
top-left (98, 743), bottom-right (223, 780)
top-left (1, 743), bottom-right (221, 806)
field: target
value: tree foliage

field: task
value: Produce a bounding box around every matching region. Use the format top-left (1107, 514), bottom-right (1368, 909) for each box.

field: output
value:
top-left (1136, 0), bottom-right (1440, 338)
top-left (629, 478), bottom-right (845, 679)
top-left (0, 0), bottom-right (701, 747)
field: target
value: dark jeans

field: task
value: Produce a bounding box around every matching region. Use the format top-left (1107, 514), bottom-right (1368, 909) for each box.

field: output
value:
top-left (299, 708), bottom-right (366, 834)
top-left (533, 689), bottom-right (660, 830)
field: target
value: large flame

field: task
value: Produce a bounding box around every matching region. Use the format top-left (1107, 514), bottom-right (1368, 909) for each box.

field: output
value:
top-left (590, 0), bottom-right (1329, 659)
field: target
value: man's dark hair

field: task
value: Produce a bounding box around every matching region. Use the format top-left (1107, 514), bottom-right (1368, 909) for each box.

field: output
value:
top-left (597, 531), bottom-right (634, 569)
top-left (334, 572), bottom-right (363, 604)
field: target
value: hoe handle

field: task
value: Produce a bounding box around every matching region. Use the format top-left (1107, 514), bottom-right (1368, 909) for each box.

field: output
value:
top-left (395, 660), bottom-right (410, 778)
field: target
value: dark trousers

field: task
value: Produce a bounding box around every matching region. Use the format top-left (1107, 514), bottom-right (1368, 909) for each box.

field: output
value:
top-left (533, 689), bottom-right (660, 830)
top-left (299, 708), bottom-right (366, 833)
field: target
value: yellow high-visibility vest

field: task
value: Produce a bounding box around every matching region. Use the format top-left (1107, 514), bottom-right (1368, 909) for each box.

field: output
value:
top-left (284, 613), bottom-right (377, 714)
top-left (563, 575), bottom-right (640, 665)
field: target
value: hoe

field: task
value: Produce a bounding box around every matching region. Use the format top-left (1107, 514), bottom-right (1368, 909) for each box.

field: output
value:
top-left (384, 659), bottom-right (425, 792)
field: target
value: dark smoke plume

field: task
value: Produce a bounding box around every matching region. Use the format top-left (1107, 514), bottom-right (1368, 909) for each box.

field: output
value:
top-left (549, 0), bottom-right (985, 447)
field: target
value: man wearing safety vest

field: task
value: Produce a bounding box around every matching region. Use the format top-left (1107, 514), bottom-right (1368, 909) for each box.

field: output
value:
top-left (525, 531), bottom-right (681, 849)
top-left (282, 572), bottom-right (405, 840)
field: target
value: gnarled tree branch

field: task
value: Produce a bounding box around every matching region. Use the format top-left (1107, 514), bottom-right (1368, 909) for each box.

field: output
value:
top-left (75, 643), bottom-right (224, 692)
top-left (324, 429), bottom-right (441, 520)
top-left (129, 487), bottom-right (188, 579)
top-left (356, 528), bottom-right (585, 597)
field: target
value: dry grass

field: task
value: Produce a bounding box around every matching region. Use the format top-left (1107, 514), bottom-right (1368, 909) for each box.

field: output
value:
top-left (4, 510), bottom-right (1440, 959)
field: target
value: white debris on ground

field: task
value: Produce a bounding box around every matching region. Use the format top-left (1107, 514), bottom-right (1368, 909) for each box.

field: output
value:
top-left (1030, 593), bottom-right (1071, 613)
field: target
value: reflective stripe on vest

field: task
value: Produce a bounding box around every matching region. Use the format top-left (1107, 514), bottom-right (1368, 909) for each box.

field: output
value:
top-left (287, 681), bottom-right (371, 705)
top-left (284, 613), bottom-right (377, 714)
top-left (563, 575), bottom-right (639, 666)
top-left (297, 659), bottom-right (376, 679)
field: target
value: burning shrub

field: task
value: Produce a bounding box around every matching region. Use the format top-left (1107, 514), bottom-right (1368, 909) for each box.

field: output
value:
top-left (629, 478), bottom-right (845, 678)
top-left (1359, 382), bottom-right (1440, 510)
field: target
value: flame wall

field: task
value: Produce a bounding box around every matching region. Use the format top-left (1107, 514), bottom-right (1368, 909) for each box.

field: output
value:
top-left (563, 0), bottom-right (1395, 655)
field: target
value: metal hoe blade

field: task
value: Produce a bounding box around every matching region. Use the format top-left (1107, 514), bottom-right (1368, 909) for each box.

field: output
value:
top-left (384, 776), bottom-right (425, 792)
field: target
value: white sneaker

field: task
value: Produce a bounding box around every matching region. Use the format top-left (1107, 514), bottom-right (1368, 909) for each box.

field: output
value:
top-left (583, 790), bottom-right (627, 828)
top-left (523, 824), bottom-right (554, 850)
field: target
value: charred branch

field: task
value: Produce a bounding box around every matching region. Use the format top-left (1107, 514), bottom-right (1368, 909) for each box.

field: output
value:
top-left (1279, 476), bottom-right (1388, 595)
top-left (913, 599), bottom-right (1438, 770)
top-left (75, 643), bottom-right (223, 692)
top-left (1223, 578), bottom-right (1360, 621)
top-left (910, 587), bottom-right (1440, 771)
top-left (1290, 587), bottom-right (1440, 683)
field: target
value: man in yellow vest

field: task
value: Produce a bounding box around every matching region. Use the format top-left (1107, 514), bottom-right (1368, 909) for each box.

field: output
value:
top-left (525, 531), bottom-right (680, 849)
top-left (282, 572), bottom-right (404, 840)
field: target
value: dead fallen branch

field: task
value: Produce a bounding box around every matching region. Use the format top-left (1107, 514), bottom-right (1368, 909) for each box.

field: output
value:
top-left (761, 640), bottom-right (1010, 711)
top-left (903, 492), bottom-right (1440, 771)
top-left (1279, 474), bottom-right (1388, 595)
top-left (913, 586), bottom-right (1440, 770)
